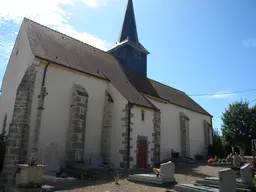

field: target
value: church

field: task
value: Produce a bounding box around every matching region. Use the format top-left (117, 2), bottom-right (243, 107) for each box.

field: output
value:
top-left (0, 0), bottom-right (212, 178)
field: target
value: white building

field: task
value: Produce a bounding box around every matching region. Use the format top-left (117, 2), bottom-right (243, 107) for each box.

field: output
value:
top-left (0, 0), bottom-right (212, 181)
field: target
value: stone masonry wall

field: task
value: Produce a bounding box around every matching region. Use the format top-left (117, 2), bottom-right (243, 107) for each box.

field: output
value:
top-left (151, 110), bottom-right (161, 166)
top-left (119, 104), bottom-right (134, 168)
top-left (1, 65), bottom-right (37, 184)
top-left (66, 84), bottom-right (88, 163)
top-left (204, 120), bottom-right (210, 157)
top-left (100, 91), bottom-right (113, 165)
top-left (180, 113), bottom-right (190, 157)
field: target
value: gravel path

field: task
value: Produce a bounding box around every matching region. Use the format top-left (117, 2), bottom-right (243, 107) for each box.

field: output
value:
top-left (56, 165), bottom-right (225, 192)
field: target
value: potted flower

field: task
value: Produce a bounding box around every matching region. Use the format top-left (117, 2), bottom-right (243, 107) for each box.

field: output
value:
top-left (153, 168), bottom-right (160, 177)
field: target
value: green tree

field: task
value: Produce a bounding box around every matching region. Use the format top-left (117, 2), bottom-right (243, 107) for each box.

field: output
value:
top-left (221, 100), bottom-right (256, 155)
top-left (208, 128), bottom-right (225, 158)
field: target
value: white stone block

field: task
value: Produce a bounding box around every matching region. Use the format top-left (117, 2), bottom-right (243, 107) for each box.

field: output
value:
top-left (218, 168), bottom-right (236, 192)
top-left (240, 163), bottom-right (253, 184)
top-left (160, 161), bottom-right (175, 179)
top-left (16, 164), bottom-right (46, 187)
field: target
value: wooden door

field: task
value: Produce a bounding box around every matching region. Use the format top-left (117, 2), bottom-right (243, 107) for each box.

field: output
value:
top-left (138, 140), bottom-right (147, 168)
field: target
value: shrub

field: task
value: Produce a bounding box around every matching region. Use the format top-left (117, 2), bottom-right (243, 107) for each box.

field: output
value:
top-left (213, 155), bottom-right (218, 162)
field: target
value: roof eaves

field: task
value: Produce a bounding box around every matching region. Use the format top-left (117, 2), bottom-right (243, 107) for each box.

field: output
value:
top-left (35, 55), bottom-right (108, 81)
top-left (108, 40), bottom-right (149, 54)
top-left (144, 91), bottom-right (213, 117)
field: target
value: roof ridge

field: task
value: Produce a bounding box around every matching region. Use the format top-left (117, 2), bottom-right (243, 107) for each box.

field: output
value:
top-left (149, 78), bottom-right (185, 94)
top-left (23, 17), bottom-right (109, 55)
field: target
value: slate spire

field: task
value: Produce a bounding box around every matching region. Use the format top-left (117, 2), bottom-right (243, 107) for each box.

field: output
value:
top-left (119, 0), bottom-right (139, 43)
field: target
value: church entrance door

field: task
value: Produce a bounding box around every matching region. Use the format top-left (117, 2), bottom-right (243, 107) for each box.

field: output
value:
top-left (138, 140), bottom-right (147, 168)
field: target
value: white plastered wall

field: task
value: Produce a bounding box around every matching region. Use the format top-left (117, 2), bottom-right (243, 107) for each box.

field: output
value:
top-left (130, 106), bottom-right (154, 168)
top-left (147, 98), bottom-right (212, 160)
top-left (0, 21), bottom-right (35, 133)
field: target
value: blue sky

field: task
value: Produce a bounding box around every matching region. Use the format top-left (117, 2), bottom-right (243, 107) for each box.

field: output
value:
top-left (0, 0), bottom-right (256, 131)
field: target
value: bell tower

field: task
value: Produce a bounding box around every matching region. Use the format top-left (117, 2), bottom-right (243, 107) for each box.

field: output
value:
top-left (108, 0), bottom-right (149, 77)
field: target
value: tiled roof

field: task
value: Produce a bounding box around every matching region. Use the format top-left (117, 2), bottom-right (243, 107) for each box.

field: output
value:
top-left (123, 67), bottom-right (212, 116)
top-left (24, 18), bottom-right (155, 110)
top-left (23, 18), bottom-right (212, 116)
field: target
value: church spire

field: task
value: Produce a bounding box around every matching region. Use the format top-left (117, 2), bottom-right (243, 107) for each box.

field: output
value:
top-left (119, 0), bottom-right (139, 43)
top-left (109, 0), bottom-right (149, 77)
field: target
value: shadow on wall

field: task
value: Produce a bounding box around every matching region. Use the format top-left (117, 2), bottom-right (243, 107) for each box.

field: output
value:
top-left (43, 171), bottom-right (124, 191)
top-left (0, 139), bottom-right (6, 172)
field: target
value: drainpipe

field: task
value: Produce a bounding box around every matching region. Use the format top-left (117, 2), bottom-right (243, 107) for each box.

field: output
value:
top-left (29, 62), bottom-right (50, 165)
top-left (126, 102), bottom-right (132, 170)
top-left (42, 62), bottom-right (50, 87)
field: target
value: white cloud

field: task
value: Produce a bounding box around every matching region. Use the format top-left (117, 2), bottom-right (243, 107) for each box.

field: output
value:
top-left (0, 39), bottom-right (13, 59)
top-left (211, 93), bottom-right (236, 99)
top-left (196, 92), bottom-right (237, 99)
top-left (82, 0), bottom-right (107, 8)
top-left (0, 0), bottom-right (113, 51)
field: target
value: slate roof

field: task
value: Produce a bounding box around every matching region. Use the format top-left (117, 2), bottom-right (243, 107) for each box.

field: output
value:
top-left (108, 0), bottom-right (149, 54)
top-left (119, 0), bottom-right (139, 43)
top-left (123, 67), bottom-right (211, 116)
top-left (23, 18), bottom-right (212, 117)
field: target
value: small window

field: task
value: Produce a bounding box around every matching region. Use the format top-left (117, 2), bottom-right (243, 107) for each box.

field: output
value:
top-left (141, 110), bottom-right (145, 121)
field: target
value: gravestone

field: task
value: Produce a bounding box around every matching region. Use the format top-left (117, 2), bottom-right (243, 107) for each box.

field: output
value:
top-left (240, 164), bottom-right (253, 184)
top-left (161, 161), bottom-right (175, 180)
top-left (195, 164), bottom-right (254, 190)
top-left (219, 168), bottom-right (236, 192)
top-left (168, 168), bottom-right (236, 192)
top-left (128, 161), bottom-right (175, 185)
top-left (43, 142), bottom-right (60, 174)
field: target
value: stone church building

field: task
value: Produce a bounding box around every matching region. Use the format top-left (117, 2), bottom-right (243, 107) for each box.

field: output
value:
top-left (0, 0), bottom-right (212, 179)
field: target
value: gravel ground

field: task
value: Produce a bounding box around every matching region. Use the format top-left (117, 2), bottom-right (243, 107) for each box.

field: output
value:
top-left (56, 164), bottom-right (225, 192)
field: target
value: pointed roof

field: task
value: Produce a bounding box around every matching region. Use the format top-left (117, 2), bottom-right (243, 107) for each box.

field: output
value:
top-left (119, 0), bottom-right (138, 43)
top-left (109, 0), bottom-right (149, 54)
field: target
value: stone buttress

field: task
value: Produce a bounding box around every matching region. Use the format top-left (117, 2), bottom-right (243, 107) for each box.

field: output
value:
top-left (100, 91), bottom-right (114, 165)
top-left (65, 84), bottom-right (89, 163)
top-left (152, 110), bottom-right (161, 166)
top-left (180, 113), bottom-right (190, 157)
top-left (119, 104), bottom-right (134, 168)
top-left (1, 65), bottom-right (37, 184)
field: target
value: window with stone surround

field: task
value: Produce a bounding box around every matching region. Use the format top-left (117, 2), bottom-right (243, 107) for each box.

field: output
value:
top-left (141, 110), bottom-right (145, 121)
top-left (180, 113), bottom-right (190, 157)
top-left (204, 120), bottom-right (212, 147)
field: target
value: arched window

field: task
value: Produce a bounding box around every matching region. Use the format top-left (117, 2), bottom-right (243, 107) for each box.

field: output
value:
top-left (141, 110), bottom-right (145, 121)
